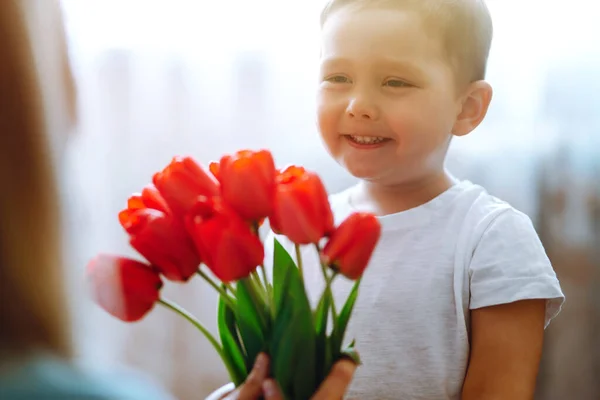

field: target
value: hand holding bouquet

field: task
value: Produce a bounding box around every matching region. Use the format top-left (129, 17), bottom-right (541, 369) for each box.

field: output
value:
top-left (86, 149), bottom-right (381, 399)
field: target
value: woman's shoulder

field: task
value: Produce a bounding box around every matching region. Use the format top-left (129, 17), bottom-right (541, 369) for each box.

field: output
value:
top-left (0, 355), bottom-right (174, 400)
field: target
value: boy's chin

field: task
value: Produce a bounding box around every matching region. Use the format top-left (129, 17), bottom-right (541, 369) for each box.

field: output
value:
top-left (340, 160), bottom-right (384, 181)
top-left (340, 158), bottom-right (417, 186)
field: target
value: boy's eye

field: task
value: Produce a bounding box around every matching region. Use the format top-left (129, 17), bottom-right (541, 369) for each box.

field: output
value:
top-left (384, 79), bottom-right (411, 88)
top-left (326, 75), bottom-right (350, 84)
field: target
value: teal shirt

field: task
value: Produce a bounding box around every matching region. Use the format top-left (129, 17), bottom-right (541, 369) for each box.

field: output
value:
top-left (0, 356), bottom-right (173, 400)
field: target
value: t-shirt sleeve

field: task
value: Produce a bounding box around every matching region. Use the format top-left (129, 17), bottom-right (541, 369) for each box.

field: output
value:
top-left (468, 208), bottom-right (565, 328)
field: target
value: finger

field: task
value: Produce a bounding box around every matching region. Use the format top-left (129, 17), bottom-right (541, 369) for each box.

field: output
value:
top-left (311, 359), bottom-right (357, 400)
top-left (262, 379), bottom-right (284, 400)
top-left (236, 353), bottom-right (270, 400)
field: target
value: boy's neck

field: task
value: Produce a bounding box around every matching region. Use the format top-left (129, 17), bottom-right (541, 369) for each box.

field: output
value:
top-left (351, 171), bottom-right (456, 216)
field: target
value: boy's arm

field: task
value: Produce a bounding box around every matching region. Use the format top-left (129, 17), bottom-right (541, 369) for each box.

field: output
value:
top-left (461, 299), bottom-right (546, 400)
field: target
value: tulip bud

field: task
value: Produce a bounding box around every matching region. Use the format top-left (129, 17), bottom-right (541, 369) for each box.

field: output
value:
top-left (187, 197), bottom-right (263, 283)
top-left (87, 255), bottom-right (163, 322)
top-left (322, 212), bottom-right (381, 280)
top-left (269, 166), bottom-right (334, 244)
top-left (209, 161), bottom-right (220, 181)
top-left (118, 184), bottom-right (171, 227)
top-left (218, 149), bottom-right (276, 222)
top-left (121, 208), bottom-right (201, 282)
top-left (153, 156), bottom-right (219, 218)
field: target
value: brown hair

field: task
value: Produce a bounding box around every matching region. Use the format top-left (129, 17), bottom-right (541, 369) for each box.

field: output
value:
top-left (320, 0), bottom-right (493, 86)
top-left (0, 0), bottom-right (72, 359)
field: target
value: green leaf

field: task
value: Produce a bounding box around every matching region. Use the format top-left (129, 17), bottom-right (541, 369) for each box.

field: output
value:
top-left (270, 252), bottom-right (317, 400)
top-left (235, 278), bottom-right (268, 372)
top-left (340, 342), bottom-right (362, 366)
top-left (292, 318), bottom-right (317, 400)
top-left (314, 290), bottom-right (331, 336)
top-left (314, 289), bottom-right (331, 384)
top-left (323, 335), bottom-right (333, 382)
top-left (269, 281), bottom-right (295, 396)
top-left (331, 278), bottom-right (361, 355)
top-left (272, 237), bottom-right (296, 315)
top-left (217, 294), bottom-right (247, 386)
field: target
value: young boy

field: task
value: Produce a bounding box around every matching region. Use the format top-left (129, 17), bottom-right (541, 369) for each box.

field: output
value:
top-left (267, 0), bottom-right (564, 399)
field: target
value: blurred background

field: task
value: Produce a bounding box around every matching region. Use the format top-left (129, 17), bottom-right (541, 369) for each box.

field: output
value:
top-left (49, 0), bottom-right (600, 398)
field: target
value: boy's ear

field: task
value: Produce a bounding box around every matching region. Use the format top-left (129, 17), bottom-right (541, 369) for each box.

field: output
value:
top-left (452, 80), bottom-right (493, 137)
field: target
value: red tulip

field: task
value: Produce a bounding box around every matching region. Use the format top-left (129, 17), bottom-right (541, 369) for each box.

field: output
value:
top-left (153, 156), bottom-right (219, 218)
top-left (269, 165), bottom-right (334, 244)
top-left (86, 254), bottom-right (162, 322)
top-left (322, 212), bottom-right (381, 280)
top-left (218, 149), bottom-right (276, 222)
top-left (209, 161), bottom-right (220, 180)
top-left (120, 208), bottom-right (200, 282)
top-left (118, 184), bottom-right (171, 226)
top-left (186, 196), bottom-right (263, 283)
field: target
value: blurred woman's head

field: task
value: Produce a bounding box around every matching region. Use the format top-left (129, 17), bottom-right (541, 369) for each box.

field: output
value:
top-left (0, 0), bottom-right (76, 360)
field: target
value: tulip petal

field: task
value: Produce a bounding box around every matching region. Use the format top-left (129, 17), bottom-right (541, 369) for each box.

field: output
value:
top-left (270, 168), bottom-right (333, 245)
top-left (153, 156), bottom-right (219, 218)
top-left (323, 213), bottom-right (381, 280)
top-left (219, 149), bottom-right (276, 222)
top-left (187, 199), bottom-right (263, 282)
top-left (126, 209), bottom-right (201, 282)
top-left (86, 254), bottom-right (162, 322)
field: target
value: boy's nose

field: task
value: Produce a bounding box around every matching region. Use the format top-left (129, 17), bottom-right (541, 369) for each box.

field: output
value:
top-left (345, 97), bottom-right (379, 121)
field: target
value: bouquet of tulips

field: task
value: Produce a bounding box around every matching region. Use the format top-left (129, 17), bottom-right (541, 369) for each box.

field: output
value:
top-left (86, 149), bottom-right (381, 400)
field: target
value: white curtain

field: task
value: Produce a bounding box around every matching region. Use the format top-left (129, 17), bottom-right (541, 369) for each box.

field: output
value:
top-left (58, 1), bottom-right (600, 398)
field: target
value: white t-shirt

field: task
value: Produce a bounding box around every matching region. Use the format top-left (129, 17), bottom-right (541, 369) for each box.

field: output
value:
top-left (264, 180), bottom-right (564, 400)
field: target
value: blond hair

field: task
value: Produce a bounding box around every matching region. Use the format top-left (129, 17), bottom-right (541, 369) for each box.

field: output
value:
top-left (0, 0), bottom-right (73, 359)
top-left (320, 0), bottom-right (493, 86)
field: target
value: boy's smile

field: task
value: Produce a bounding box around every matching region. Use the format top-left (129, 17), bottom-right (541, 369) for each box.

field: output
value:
top-left (317, 6), bottom-right (466, 185)
top-left (343, 134), bottom-right (391, 147)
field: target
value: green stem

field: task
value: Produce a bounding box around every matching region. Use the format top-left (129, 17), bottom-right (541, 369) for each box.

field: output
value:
top-left (260, 264), bottom-right (274, 316)
top-left (243, 276), bottom-right (269, 331)
top-left (223, 282), bottom-right (236, 295)
top-left (250, 270), bottom-right (267, 305)
top-left (252, 270), bottom-right (270, 314)
top-left (196, 269), bottom-right (236, 309)
top-left (315, 243), bottom-right (338, 325)
top-left (260, 264), bottom-right (270, 292)
top-left (158, 298), bottom-right (238, 380)
top-left (315, 243), bottom-right (330, 284)
top-left (329, 273), bottom-right (338, 321)
top-left (248, 221), bottom-right (267, 297)
top-left (295, 244), bottom-right (303, 281)
top-left (251, 270), bottom-right (263, 290)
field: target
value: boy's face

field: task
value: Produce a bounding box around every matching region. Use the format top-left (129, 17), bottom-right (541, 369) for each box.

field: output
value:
top-left (317, 7), bottom-right (464, 185)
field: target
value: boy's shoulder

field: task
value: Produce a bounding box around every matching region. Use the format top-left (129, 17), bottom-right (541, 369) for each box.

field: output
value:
top-left (327, 179), bottom-right (532, 226)
top-left (414, 180), bottom-right (543, 252)
top-left (450, 180), bottom-right (537, 238)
